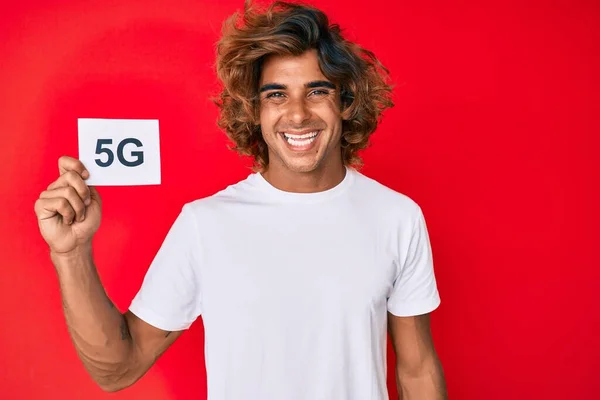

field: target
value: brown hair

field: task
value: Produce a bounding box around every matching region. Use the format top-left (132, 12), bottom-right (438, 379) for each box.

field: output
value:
top-left (214, 0), bottom-right (394, 171)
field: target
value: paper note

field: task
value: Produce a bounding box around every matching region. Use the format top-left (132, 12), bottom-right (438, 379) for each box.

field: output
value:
top-left (78, 118), bottom-right (161, 186)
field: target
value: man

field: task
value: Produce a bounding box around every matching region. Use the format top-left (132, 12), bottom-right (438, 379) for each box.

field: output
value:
top-left (34, 1), bottom-right (447, 399)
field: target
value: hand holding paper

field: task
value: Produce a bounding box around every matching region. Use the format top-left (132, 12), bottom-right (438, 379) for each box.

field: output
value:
top-left (34, 156), bottom-right (102, 255)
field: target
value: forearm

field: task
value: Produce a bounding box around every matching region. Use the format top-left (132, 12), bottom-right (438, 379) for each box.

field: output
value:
top-left (52, 245), bottom-right (135, 390)
top-left (396, 355), bottom-right (447, 400)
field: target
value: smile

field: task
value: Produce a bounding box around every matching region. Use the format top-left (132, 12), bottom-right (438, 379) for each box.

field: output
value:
top-left (281, 130), bottom-right (321, 147)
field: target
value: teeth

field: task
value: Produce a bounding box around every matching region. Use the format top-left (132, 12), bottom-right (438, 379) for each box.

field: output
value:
top-left (282, 131), bottom-right (319, 147)
top-left (287, 137), bottom-right (316, 146)
top-left (283, 131), bottom-right (319, 139)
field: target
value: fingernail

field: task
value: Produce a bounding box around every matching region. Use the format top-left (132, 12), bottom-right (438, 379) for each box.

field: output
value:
top-left (82, 170), bottom-right (89, 179)
top-left (85, 198), bottom-right (91, 206)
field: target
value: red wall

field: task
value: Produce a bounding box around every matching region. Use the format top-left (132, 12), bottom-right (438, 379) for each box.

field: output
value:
top-left (1, 0), bottom-right (598, 399)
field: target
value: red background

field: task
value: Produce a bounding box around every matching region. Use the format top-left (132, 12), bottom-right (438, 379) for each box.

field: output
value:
top-left (1, 0), bottom-right (598, 399)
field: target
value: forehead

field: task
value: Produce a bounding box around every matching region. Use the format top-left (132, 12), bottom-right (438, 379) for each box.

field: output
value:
top-left (259, 49), bottom-right (328, 85)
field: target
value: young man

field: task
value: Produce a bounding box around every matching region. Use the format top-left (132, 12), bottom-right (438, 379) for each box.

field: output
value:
top-left (34, 1), bottom-right (447, 399)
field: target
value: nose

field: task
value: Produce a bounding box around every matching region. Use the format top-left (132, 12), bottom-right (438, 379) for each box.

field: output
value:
top-left (286, 96), bottom-right (312, 125)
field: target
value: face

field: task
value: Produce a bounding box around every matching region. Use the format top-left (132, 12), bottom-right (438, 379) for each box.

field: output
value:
top-left (258, 49), bottom-right (344, 175)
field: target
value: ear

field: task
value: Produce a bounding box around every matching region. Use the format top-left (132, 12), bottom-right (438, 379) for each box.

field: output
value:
top-left (341, 107), bottom-right (352, 121)
top-left (252, 103), bottom-right (261, 126)
top-left (339, 88), bottom-right (354, 121)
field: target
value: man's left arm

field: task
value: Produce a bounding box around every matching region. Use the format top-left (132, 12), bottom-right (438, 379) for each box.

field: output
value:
top-left (388, 312), bottom-right (447, 400)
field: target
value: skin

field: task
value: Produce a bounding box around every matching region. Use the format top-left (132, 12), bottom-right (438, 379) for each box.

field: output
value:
top-left (34, 50), bottom-right (446, 397)
top-left (388, 312), bottom-right (448, 399)
top-left (258, 49), bottom-right (347, 193)
top-left (34, 157), bottom-right (179, 391)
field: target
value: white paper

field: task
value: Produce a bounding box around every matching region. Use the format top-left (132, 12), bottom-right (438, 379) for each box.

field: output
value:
top-left (78, 118), bottom-right (161, 186)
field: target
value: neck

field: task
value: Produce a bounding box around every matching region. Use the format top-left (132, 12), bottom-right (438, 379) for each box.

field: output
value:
top-left (261, 162), bottom-right (347, 194)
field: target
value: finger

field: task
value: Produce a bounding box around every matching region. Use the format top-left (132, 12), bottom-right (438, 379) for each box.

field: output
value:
top-left (40, 186), bottom-right (86, 223)
top-left (47, 170), bottom-right (91, 206)
top-left (89, 186), bottom-right (102, 206)
top-left (35, 197), bottom-right (76, 225)
top-left (58, 156), bottom-right (89, 180)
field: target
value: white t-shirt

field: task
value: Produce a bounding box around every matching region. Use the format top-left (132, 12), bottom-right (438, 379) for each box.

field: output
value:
top-left (129, 166), bottom-right (441, 400)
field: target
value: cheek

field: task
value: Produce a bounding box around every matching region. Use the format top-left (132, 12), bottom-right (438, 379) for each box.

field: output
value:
top-left (314, 98), bottom-right (341, 119)
top-left (259, 107), bottom-right (281, 134)
top-left (315, 106), bottom-right (342, 131)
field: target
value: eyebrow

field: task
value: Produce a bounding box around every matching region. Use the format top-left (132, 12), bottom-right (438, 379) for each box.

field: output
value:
top-left (258, 80), bottom-right (336, 93)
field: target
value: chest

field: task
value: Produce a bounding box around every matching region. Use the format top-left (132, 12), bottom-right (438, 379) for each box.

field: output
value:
top-left (197, 209), bottom-right (398, 322)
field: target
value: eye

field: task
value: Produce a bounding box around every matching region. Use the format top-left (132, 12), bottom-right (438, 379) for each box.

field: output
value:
top-left (265, 92), bottom-right (285, 99)
top-left (309, 89), bottom-right (329, 96)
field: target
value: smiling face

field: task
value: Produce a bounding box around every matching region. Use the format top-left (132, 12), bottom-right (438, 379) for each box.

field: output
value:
top-left (258, 49), bottom-right (344, 177)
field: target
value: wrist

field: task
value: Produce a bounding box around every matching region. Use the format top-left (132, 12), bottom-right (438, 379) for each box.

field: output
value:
top-left (50, 242), bottom-right (94, 267)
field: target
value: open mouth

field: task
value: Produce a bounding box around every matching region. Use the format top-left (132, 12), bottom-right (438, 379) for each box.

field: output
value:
top-left (280, 130), bottom-right (321, 148)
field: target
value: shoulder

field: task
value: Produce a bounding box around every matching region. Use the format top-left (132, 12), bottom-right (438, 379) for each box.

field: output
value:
top-left (351, 169), bottom-right (421, 213)
top-left (350, 169), bottom-right (424, 229)
top-left (179, 172), bottom-right (261, 217)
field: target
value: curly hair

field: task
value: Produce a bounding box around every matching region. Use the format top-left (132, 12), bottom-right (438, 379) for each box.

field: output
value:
top-left (214, 0), bottom-right (394, 172)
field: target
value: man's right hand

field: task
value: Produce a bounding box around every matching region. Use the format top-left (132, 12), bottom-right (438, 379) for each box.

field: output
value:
top-left (34, 156), bottom-right (102, 256)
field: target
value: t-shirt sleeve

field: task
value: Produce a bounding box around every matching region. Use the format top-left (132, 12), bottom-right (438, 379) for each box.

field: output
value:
top-left (387, 205), bottom-right (441, 317)
top-left (128, 204), bottom-right (203, 331)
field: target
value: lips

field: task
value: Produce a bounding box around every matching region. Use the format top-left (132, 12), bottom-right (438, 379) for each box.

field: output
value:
top-left (282, 130), bottom-right (320, 146)
top-left (279, 130), bottom-right (322, 150)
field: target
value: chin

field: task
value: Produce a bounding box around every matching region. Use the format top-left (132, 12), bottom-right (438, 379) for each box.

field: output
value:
top-left (281, 158), bottom-right (321, 174)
